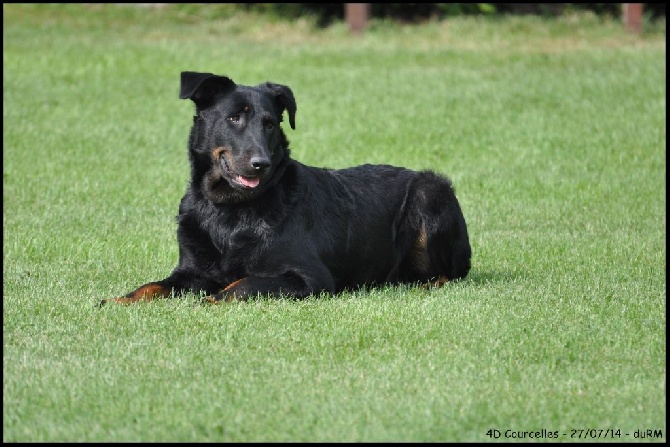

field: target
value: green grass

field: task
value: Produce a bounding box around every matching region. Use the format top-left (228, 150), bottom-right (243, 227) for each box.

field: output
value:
top-left (3, 3), bottom-right (666, 442)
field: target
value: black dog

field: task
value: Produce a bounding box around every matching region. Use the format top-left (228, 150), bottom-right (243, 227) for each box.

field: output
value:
top-left (102, 71), bottom-right (471, 305)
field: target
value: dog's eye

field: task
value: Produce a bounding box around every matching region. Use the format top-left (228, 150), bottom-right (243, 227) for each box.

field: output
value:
top-left (265, 121), bottom-right (275, 130)
top-left (227, 115), bottom-right (241, 124)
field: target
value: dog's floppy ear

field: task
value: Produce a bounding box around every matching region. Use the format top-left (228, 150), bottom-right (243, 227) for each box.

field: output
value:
top-left (262, 82), bottom-right (297, 130)
top-left (179, 71), bottom-right (236, 109)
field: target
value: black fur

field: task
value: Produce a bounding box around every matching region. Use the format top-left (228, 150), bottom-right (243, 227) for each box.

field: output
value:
top-left (103, 71), bottom-right (471, 305)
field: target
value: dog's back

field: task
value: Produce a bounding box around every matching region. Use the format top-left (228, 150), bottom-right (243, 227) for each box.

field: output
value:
top-left (319, 163), bottom-right (471, 289)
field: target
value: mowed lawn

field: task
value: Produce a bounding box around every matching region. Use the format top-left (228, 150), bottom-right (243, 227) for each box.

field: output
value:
top-left (3, 4), bottom-right (666, 442)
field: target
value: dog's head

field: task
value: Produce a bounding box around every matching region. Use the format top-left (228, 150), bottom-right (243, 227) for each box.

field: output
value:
top-left (179, 71), bottom-right (297, 204)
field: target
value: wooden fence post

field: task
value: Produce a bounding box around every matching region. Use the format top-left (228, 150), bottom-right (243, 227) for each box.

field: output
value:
top-left (345, 3), bottom-right (369, 34)
top-left (622, 3), bottom-right (643, 33)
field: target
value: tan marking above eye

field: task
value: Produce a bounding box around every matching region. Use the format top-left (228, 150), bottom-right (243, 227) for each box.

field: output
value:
top-left (212, 147), bottom-right (226, 159)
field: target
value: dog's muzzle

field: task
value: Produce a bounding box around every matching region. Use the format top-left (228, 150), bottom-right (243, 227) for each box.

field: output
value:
top-left (214, 147), bottom-right (265, 189)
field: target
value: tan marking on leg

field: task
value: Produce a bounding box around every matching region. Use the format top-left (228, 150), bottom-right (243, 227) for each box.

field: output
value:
top-left (202, 278), bottom-right (247, 304)
top-left (106, 283), bottom-right (171, 305)
top-left (410, 222), bottom-right (430, 273)
top-left (201, 295), bottom-right (220, 304)
top-left (422, 275), bottom-right (449, 290)
top-left (223, 277), bottom-right (247, 292)
top-left (417, 223), bottom-right (427, 249)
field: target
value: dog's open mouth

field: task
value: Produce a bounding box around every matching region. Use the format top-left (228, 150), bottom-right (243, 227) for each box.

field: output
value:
top-left (220, 154), bottom-right (261, 189)
top-left (236, 175), bottom-right (260, 189)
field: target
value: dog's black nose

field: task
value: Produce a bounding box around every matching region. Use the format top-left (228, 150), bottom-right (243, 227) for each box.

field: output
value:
top-left (250, 156), bottom-right (271, 172)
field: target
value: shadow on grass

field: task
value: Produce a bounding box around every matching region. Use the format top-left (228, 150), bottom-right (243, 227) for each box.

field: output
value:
top-left (96, 269), bottom-right (520, 308)
top-left (464, 268), bottom-right (521, 285)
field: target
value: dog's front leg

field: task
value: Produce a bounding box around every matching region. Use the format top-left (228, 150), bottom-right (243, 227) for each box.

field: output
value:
top-left (101, 270), bottom-right (221, 306)
top-left (204, 274), bottom-right (325, 303)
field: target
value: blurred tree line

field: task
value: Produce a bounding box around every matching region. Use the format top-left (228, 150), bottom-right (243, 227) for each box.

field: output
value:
top-left (242, 3), bottom-right (666, 26)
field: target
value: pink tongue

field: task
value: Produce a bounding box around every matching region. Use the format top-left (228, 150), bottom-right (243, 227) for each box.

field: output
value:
top-left (237, 176), bottom-right (260, 188)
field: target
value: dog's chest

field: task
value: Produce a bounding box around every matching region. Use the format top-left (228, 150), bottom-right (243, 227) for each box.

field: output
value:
top-left (206, 213), bottom-right (274, 262)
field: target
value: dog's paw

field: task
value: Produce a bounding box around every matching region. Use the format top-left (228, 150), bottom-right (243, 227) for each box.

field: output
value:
top-left (98, 297), bottom-right (120, 307)
top-left (422, 275), bottom-right (448, 289)
top-left (200, 292), bottom-right (235, 304)
top-left (201, 295), bottom-right (220, 304)
top-left (98, 297), bottom-right (133, 307)
top-left (99, 284), bottom-right (172, 308)
top-left (200, 278), bottom-right (248, 304)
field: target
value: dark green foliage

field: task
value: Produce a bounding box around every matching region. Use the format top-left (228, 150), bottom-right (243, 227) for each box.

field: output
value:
top-left (240, 3), bottom-right (665, 24)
